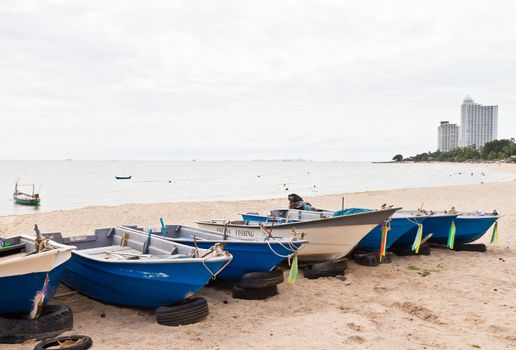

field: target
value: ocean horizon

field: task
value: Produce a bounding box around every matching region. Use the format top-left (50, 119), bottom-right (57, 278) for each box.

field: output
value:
top-left (2, 160), bottom-right (513, 216)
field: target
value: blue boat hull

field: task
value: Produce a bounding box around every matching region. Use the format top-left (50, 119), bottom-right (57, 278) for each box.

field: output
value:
top-left (0, 263), bottom-right (65, 314)
top-left (178, 240), bottom-right (301, 281)
top-left (61, 254), bottom-right (226, 308)
top-left (394, 216), bottom-right (457, 246)
top-left (356, 218), bottom-right (418, 252)
top-left (430, 216), bottom-right (498, 245)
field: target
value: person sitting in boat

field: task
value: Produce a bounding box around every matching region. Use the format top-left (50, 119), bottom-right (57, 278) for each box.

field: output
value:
top-left (288, 193), bottom-right (315, 211)
top-left (449, 206), bottom-right (458, 214)
top-left (492, 209), bottom-right (498, 215)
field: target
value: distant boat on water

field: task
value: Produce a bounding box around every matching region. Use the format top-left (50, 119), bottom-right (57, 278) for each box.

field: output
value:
top-left (13, 180), bottom-right (41, 206)
top-left (115, 176), bottom-right (132, 180)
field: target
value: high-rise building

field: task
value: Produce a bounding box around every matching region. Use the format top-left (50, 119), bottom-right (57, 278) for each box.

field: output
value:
top-left (459, 95), bottom-right (498, 148)
top-left (437, 121), bottom-right (459, 152)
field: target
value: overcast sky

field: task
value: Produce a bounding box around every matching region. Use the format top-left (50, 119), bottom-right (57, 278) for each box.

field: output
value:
top-left (1, 0), bottom-right (515, 161)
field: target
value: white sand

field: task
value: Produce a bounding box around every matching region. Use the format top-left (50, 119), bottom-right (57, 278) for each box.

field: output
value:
top-left (1, 163), bottom-right (515, 349)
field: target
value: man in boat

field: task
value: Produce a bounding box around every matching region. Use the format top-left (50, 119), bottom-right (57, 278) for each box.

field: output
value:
top-left (288, 193), bottom-right (315, 211)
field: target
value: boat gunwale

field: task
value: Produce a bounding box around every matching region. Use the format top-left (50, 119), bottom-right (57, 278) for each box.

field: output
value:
top-left (0, 235), bottom-right (74, 267)
top-left (198, 207), bottom-right (402, 229)
top-left (148, 225), bottom-right (308, 245)
top-left (68, 226), bottom-right (232, 265)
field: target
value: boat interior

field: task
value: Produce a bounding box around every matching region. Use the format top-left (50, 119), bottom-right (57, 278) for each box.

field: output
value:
top-left (44, 227), bottom-right (203, 261)
top-left (0, 236), bottom-right (35, 261)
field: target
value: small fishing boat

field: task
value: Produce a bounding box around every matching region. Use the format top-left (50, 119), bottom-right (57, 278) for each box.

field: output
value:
top-left (13, 180), bottom-right (40, 206)
top-left (429, 211), bottom-right (500, 245)
top-left (133, 224), bottom-right (307, 281)
top-left (241, 208), bottom-right (417, 253)
top-left (391, 210), bottom-right (458, 247)
top-left (0, 234), bottom-right (73, 317)
top-left (44, 227), bottom-right (232, 308)
top-left (115, 176), bottom-right (131, 180)
top-left (198, 207), bottom-right (400, 262)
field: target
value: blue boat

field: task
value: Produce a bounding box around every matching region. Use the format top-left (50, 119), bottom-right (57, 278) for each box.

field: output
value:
top-left (143, 224), bottom-right (307, 281)
top-left (0, 236), bottom-right (73, 317)
top-left (391, 211), bottom-right (458, 247)
top-left (429, 212), bottom-right (500, 245)
top-left (45, 227), bottom-right (232, 308)
top-left (241, 208), bottom-right (414, 252)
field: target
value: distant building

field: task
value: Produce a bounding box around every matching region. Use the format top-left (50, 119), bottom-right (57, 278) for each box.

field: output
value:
top-left (437, 121), bottom-right (459, 152)
top-left (459, 95), bottom-right (498, 148)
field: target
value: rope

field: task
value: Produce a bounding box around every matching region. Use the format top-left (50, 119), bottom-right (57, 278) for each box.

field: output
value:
top-left (199, 243), bottom-right (233, 279)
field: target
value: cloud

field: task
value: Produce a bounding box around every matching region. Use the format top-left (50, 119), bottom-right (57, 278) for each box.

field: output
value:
top-left (0, 0), bottom-right (515, 160)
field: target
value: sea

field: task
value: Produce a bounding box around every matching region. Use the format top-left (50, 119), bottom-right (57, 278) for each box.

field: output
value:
top-left (1, 160), bottom-right (513, 216)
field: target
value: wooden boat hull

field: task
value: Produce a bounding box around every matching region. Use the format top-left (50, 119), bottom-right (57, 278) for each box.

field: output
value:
top-left (198, 208), bottom-right (399, 262)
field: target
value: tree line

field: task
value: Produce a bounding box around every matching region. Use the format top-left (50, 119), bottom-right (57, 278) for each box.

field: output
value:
top-left (392, 138), bottom-right (516, 162)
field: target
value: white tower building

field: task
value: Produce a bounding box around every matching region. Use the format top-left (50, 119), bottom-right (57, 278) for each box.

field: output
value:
top-left (438, 121), bottom-right (459, 152)
top-left (459, 95), bottom-right (498, 148)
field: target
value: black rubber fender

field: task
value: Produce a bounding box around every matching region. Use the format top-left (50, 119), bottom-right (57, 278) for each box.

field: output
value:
top-left (34, 335), bottom-right (93, 350)
top-left (155, 297), bottom-right (209, 326)
top-left (0, 304), bottom-right (73, 344)
top-left (237, 267), bottom-right (284, 289)
top-left (232, 285), bottom-right (278, 300)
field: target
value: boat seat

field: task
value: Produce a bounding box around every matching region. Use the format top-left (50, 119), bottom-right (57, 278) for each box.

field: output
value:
top-left (0, 243), bottom-right (26, 258)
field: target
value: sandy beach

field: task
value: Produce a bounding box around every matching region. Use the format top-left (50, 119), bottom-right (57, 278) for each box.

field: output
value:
top-left (1, 163), bottom-right (515, 350)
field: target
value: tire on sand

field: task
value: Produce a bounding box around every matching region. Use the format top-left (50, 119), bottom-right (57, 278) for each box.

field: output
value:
top-left (155, 297), bottom-right (209, 327)
top-left (0, 304), bottom-right (73, 344)
top-left (303, 260), bottom-right (348, 279)
top-left (34, 335), bottom-right (93, 350)
top-left (237, 268), bottom-right (284, 289)
top-left (232, 286), bottom-right (278, 300)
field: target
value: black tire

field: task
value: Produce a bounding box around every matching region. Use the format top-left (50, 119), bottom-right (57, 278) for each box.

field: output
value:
top-left (303, 266), bottom-right (345, 280)
top-left (0, 304), bottom-right (73, 344)
top-left (454, 243), bottom-right (487, 252)
top-left (238, 268), bottom-right (284, 289)
top-left (309, 260), bottom-right (348, 273)
top-left (419, 243), bottom-right (431, 255)
top-left (232, 286), bottom-right (278, 300)
top-left (155, 297), bottom-right (209, 326)
top-left (392, 243), bottom-right (431, 256)
top-left (354, 253), bottom-right (380, 266)
top-left (34, 335), bottom-right (93, 350)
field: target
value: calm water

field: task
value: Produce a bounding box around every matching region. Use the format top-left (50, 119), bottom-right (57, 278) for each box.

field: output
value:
top-left (0, 161), bottom-right (513, 216)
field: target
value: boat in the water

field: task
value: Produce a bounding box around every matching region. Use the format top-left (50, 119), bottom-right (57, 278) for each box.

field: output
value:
top-left (197, 207), bottom-right (400, 262)
top-left (131, 224), bottom-right (307, 281)
top-left (242, 208), bottom-right (418, 252)
top-left (429, 211), bottom-right (500, 245)
top-left (0, 234), bottom-right (73, 317)
top-left (44, 227), bottom-right (232, 308)
top-left (13, 180), bottom-right (40, 206)
top-left (115, 176), bottom-right (131, 180)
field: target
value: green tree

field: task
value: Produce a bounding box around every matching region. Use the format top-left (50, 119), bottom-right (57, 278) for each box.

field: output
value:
top-left (392, 154), bottom-right (403, 161)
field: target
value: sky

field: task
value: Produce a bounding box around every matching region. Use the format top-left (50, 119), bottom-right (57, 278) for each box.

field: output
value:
top-left (0, 0), bottom-right (515, 161)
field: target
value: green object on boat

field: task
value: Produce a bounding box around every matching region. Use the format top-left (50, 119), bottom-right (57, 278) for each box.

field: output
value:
top-left (288, 254), bottom-right (298, 284)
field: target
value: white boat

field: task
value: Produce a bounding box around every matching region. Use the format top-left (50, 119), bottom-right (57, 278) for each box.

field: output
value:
top-left (0, 235), bottom-right (73, 318)
top-left (197, 207), bottom-right (400, 262)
